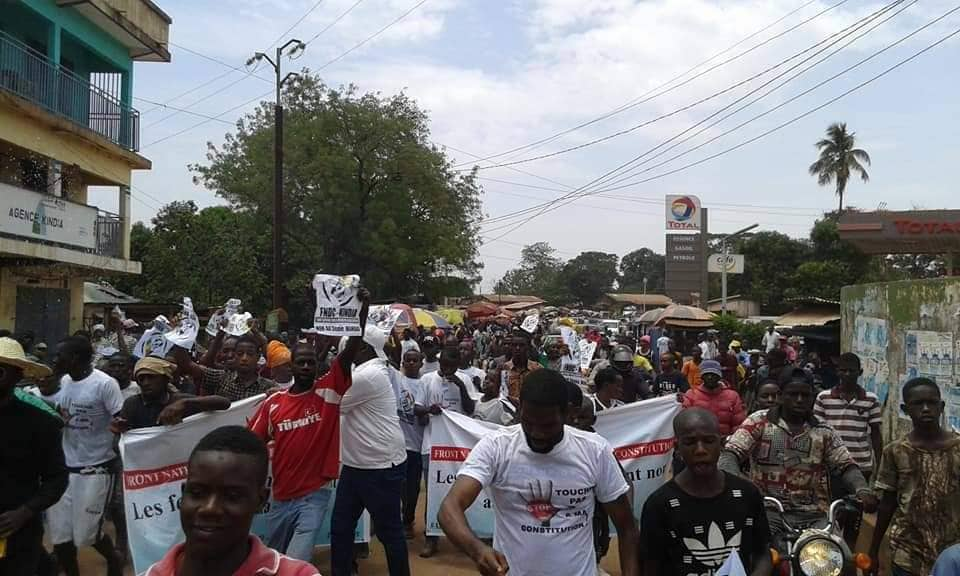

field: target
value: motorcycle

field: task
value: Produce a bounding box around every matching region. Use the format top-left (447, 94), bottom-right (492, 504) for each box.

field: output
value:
top-left (763, 496), bottom-right (872, 576)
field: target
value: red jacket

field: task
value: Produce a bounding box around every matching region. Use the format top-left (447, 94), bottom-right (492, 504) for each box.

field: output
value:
top-left (682, 384), bottom-right (746, 436)
top-left (146, 536), bottom-right (319, 576)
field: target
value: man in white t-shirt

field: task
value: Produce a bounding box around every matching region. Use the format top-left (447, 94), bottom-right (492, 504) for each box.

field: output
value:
top-left (656, 333), bottom-right (672, 358)
top-left (762, 325), bottom-right (781, 353)
top-left (418, 346), bottom-right (476, 557)
top-left (48, 336), bottom-right (126, 576)
top-left (458, 340), bottom-right (485, 397)
top-left (439, 369), bottom-right (639, 576)
top-left (400, 328), bottom-right (420, 356)
top-left (331, 326), bottom-right (410, 576)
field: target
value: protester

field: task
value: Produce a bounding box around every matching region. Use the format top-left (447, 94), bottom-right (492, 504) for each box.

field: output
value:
top-left (144, 426), bottom-right (319, 576)
top-left (720, 368), bottom-right (873, 552)
top-left (867, 377), bottom-right (960, 576)
top-left (637, 335), bottom-right (653, 363)
top-left (751, 379), bottom-right (781, 413)
top-left (656, 331), bottom-right (672, 357)
top-left (47, 336), bottom-right (126, 576)
top-left (331, 322), bottom-right (409, 576)
top-left (401, 328), bottom-right (420, 356)
top-left (474, 368), bottom-right (515, 425)
top-left (761, 325), bottom-right (781, 353)
top-left (34, 341), bottom-right (49, 364)
top-left (641, 409), bottom-right (772, 576)
top-left (591, 366), bottom-right (624, 412)
top-left (420, 336), bottom-right (440, 376)
top-left (609, 345), bottom-right (650, 403)
top-left (171, 332), bottom-right (275, 402)
top-left (114, 357), bottom-right (230, 430)
top-left (717, 342), bottom-right (741, 390)
top-left (813, 352), bottom-right (881, 547)
top-left (266, 340), bottom-right (294, 388)
top-left (418, 346), bottom-right (476, 557)
top-left (682, 360), bottom-right (744, 436)
top-left (731, 340), bottom-right (750, 367)
top-left (439, 369), bottom-right (639, 576)
top-left (249, 293), bottom-right (367, 564)
top-left (681, 347), bottom-right (703, 389)
top-left (0, 337), bottom-right (67, 576)
top-left (652, 352), bottom-right (689, 397)
top-left (394, 349), bottom-right (427, 538)
top-left (102, 352), bottom-right (140, 400)
top-left (458, 340), bottom-right (485, 396)
top-left (501, 329), bottom-right (541, 403)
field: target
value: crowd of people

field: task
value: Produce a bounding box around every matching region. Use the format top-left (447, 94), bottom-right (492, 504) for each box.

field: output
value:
top-left (2, 302), bottom-right (960, 576)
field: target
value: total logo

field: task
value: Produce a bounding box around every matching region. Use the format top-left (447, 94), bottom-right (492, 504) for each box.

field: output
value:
top-left (667, 195), bottom-right (702, 230)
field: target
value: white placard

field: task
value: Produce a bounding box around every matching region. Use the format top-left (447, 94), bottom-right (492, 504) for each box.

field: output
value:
top-left (0, 182), bottom-right (98, 249)
top-left (133, 317), bottom-right (174, 359)
top-left (521, 314), bottom-right (540, 334)
top-left (224, 312), bottom-right (253, 336)
top-left (368, 305), bottom-right (402, 334)
top-left (206, 298), bottom-right (242, 336)
top-left (578, 340), bottom-right (598, 370)
top-left (312, 274), bottom-right (362, 336)
top-left (164, 297), bottom-right (199, 350)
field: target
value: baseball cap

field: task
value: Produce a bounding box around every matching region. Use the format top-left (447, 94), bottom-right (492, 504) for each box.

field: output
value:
top-left (700, 360), bottom-right (722, 377)
top-left (730, 340), bottom-right (742, 349)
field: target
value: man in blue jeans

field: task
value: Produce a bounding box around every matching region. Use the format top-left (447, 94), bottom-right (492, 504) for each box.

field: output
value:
top-left (332, 326), bottom-right (409, 576)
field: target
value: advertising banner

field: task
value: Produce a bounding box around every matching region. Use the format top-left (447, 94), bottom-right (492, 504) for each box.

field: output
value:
top-left (665, 195), bottom-right (702, 231)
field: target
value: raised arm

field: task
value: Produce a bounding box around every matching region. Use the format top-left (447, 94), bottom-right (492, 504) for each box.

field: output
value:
top-left (439, 476), bottom-right (508, 575)
top-left (198, 328), bottom-right (226, 367)
top-left (451, 374), bottom-right (476, 416)
top-left (336, 288), bottom-right (371, 368)
top-left (169, 345), bottom-right (207, 383)
top-left (157, 395), bottom-right (232, 425)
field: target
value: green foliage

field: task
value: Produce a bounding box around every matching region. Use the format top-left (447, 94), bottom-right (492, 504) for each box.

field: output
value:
top-left (560, 251), bottom-right (619, 306)
top-left (190, 73), bottom-right (482, 321)
top-left (620, 248), bottom-right (665, 292)
top-left (724, 231), bottom-right (811, 314)
top-left (493, 242), bottom-right (564, 301)
top-left (808, 122), bottom-right (871, 212)
top-left (712, 314), bottom-right (770, 351)
top-left (114, 202), bottom-right (270, 309)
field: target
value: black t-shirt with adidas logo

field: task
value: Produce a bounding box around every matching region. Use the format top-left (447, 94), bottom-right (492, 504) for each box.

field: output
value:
top-left (639, 472), bottom-right (770, 575)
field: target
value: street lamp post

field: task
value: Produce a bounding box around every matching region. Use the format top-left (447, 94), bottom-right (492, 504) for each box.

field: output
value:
top-left (247, 39), bottom-right (305, 310)
top-left (720, 223), bottom-right (758, 315)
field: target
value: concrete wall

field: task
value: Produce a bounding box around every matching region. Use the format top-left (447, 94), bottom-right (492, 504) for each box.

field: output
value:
top-left (0, 267), bottom-right (85, 335)
top-left (841, 278), bottom-right (960, 443)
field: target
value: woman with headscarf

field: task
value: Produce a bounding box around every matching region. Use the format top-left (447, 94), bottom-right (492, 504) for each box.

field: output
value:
top-left (266, 340), bottom-right (294, 389)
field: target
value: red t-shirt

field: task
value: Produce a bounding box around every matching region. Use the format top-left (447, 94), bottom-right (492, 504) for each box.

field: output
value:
top-left (248, 358), bottom-right (351, 501)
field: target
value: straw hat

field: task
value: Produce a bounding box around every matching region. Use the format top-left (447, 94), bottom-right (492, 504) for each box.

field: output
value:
top-left (0, 337), bottom-right (52, 378)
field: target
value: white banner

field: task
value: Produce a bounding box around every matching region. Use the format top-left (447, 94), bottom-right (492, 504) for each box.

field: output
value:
top-left (120, 397), bottom-right (368, 575)
top-left (312, 274), bottom-right (362, 336)
top-left (0, 182), bottom-right (98, 249)
top-left (424, 397), bottom-right (680, 538)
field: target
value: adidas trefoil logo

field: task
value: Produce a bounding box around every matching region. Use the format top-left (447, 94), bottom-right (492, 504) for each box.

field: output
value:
top-left (683, 522), bottom-right (742, 568)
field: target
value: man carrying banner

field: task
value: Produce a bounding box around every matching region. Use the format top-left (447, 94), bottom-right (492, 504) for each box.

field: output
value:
top-left (248, 289), bottom-right (368, 563)
top-left (144, 426), bottom-right (319, 576)
top-left (640, 408), bottom-right (771, 576)
top-left (439, 369), bottom-right (639, 576)
top-left (0, 337), bottom-right (67, 576)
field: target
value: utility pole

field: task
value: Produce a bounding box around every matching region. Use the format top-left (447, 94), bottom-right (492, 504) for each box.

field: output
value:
top-left (720, 223), bottom-right (758, 315)
top-left (248, 39), bottom-right (305, 309)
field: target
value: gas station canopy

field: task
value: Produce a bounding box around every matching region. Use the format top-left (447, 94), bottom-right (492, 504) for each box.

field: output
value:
top-left (837, 210), bottom-right (960, 254)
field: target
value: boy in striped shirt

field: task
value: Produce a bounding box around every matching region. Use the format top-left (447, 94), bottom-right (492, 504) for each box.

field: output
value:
top-left (813, 352), bottom-right (882, 546)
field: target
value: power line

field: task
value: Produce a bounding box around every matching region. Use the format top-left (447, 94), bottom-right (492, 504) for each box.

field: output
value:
top-left (267, 0), bottom-right (327, 50)
top-left (138, 69), bottom-right (236, 115)
top-left (316, 0), bottom-right (430, 71)
top-left (461, 0), bottom-right (906, 173)
top-left (142, 73), bottom-right (263, 130)
top-left (478, 0), bottom-right (910, 229)
top-left (133, 96), bottom-right (236, 125)
top-left (303, 0), bottom-right (368, 45)
top-left (480, 8), bottom-right (960, 241)
top-left (451, 0), bottom-right (845, 169)
top-left (141, 89), bottom-right (274, 149)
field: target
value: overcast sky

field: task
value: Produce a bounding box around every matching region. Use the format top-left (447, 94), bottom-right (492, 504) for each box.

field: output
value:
top-left (89, 0), bottom-right (960, 291)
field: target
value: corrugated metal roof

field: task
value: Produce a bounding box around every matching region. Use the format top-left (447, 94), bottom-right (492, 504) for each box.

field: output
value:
top-left (84, 282), bottom-right (141, 305)
top-left (603, 293), bottom-right (673, 307)
top-left (776, 306), bottom-right (841, 327)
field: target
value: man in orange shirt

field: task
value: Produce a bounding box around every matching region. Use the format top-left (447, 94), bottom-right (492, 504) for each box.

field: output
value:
top-left (681, 348), bottom-right (703, 388)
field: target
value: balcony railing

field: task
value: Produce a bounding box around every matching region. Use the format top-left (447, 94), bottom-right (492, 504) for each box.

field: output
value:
top-left (0, 30), bottom-right (140, 152)
top-left (95, 211), bottom-right (124, 259)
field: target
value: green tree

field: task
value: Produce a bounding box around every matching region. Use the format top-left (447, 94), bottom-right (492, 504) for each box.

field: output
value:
top-left (560, 251), bottom-right (619, 306)
top-left (808, 123), bottom-right (871, 213)
top-left (619, 248), bottom-right (665, 292)
top-left (726, 232), bottom-right (810, 314)
top-left (191, 73), bottom-right (482, 319)
top-left (785, 261), bottom-right (849, 301)
top-left (115, 201), bottom-right (270, 310)
top-left (493, 242), bottom-right (564, 300)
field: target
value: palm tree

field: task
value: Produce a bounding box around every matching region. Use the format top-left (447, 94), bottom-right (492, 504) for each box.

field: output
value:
top-left (808, 122), bottom-right (871, 213)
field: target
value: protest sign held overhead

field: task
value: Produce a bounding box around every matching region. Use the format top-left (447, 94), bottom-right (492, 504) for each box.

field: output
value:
top-left (520, 313), bottom-right (539, 334)
top-left (224, 311), bottom-right (253, 336)
top-left (367, 304), bottom-right (403, 335)
top-left (134, 315), bottom-right (173, 359)
top-left (559, 326), bottom-right (583, 385)
top-left (163, 297), bottom-right (199, 350)
top-left (578, 339), bottom-right (598, 370)
top-left (205, 298), bottom-right (242, 336)
top-left (312, 274), bottom-right (362, 336)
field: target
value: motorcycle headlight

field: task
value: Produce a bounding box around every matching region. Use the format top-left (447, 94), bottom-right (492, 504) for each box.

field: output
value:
top-left (796, 537), bottom-right (844, 576)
